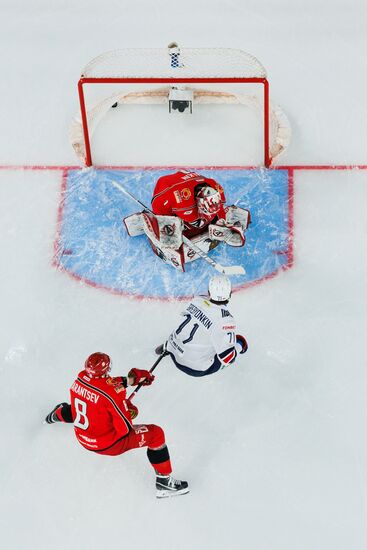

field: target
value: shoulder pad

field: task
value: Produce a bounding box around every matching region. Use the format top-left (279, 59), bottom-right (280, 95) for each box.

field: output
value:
top-left (194, 295), bottom-right (211, 307)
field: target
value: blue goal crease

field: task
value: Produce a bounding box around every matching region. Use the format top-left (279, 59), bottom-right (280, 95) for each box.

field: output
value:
top-left (55, 168), bottom-right (291, 299)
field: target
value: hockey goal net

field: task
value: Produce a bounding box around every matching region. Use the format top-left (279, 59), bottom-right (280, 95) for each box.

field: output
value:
top-left (71, 45), bottom-right (290, 167)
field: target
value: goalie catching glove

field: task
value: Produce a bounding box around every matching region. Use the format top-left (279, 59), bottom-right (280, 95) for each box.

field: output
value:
top-left (128, 368), bottom-right (155, 386)
top-left (208, 219), bottom-right (245, 247)
top-left (208, 205), bottom-right (250, 247)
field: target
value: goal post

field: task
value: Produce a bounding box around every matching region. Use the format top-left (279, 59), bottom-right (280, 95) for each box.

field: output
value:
top-left (71, 46), bottom-right (290, 167)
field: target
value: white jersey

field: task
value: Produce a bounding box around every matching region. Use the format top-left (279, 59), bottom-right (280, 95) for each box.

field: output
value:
top-left (166, 296), bottom-right (241, 373)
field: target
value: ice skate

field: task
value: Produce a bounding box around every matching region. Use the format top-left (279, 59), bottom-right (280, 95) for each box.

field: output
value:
top-left (44, 403), bottom-right (68, 424)
top-left (156, 475), bottom-right (189, 498)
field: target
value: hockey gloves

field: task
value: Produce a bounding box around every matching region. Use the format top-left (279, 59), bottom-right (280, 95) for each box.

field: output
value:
top-left (208, 220), bottom-right (245, 247)
top-left (126, 398), bottom-right (139, 420)
top-left (236, 334), bottom-right (248, 354)
top-left (128, 368), bottom-right (155, 386)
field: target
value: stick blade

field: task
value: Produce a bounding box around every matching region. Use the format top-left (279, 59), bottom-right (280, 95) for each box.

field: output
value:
top-left (215, 264), bottom-right (246, 276)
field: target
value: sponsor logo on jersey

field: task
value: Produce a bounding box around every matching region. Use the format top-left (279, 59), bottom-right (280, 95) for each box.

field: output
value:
top-left (106, 376), bottom-right (126, 393)
top-left (169, 334), bottom-right (184, 353)
top-left (181, 187), bottom-right (191, 200)
top-left (79, 434), bottom-right (97, 443)
top-left (221, 309), bottom-right (233, 318)
top-left (77, 438), bottom-right (98, 449)
top-left (174, 190), bottom-right (182, 203)
top-left (223, 325), bottom-right (236, 330)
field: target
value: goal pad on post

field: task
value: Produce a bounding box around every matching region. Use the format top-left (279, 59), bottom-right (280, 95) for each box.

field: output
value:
top-left (71, 45), bottom-right (291, 167)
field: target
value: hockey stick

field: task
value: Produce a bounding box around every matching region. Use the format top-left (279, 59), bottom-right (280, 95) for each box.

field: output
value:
top-left (127, 351), bottom-right (168, 401)
top-left (111, 180), bottom-right (245, 275)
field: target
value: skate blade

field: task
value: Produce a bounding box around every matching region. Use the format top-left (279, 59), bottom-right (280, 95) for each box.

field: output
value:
top-left (156, 488), bottom-right (190, 499)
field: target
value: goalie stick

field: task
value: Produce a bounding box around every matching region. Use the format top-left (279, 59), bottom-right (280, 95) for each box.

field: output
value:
top-left (111, 180), bottom-right (246, 276)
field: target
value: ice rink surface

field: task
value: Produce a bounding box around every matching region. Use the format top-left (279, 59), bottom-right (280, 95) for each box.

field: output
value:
top-left (1, 2), bottom-right (367, 550)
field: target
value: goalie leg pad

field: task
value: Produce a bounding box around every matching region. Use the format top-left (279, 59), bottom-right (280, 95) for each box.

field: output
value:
top-left (161, 246), bottom-right (185, 271)
top-left (142, 212), bottom-right (185, 270)
top-left (156, 215), bottom-right (183, 248)
top-left (123, 212), bottom-right (145, 237)
top-left (182, 230), bottom-right (221, 263)
top-left (148, 239), bottom-right (185, 271)
top-left (142, 212), bottom-right (183, 248)
top-left (142, 211), bottom-right (160, 241)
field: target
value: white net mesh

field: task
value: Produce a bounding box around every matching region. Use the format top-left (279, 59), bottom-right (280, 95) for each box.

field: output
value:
top-left (70, 87), bottom-right (291, 164)
top-left (81, 47), bottom-right (267, 79)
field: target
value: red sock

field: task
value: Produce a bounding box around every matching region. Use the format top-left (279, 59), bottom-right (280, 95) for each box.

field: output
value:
top-left (154, 459), bottom-right (172, 476)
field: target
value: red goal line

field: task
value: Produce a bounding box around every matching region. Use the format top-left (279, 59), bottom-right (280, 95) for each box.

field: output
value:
top-left (0, 164), bottom-right (367, 172)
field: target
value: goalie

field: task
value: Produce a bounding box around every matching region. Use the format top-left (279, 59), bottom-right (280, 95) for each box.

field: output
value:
top-left (124, 170), bottom-right (251, 271)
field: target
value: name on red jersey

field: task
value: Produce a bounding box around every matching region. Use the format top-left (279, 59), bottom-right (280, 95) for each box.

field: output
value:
top-left (71, 381), bottom-right (100, 403)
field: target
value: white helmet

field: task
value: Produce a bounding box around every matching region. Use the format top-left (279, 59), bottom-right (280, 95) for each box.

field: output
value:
top-left (208, 275), bottom-right (232, 302)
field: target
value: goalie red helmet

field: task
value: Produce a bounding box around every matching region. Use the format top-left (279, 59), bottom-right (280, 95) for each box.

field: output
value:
top-left (208, 274), bottom-right (232, 302)
top-left (84, 352), bottom-right (111, 378)
top-left (195, 186), bottom-right (221, 219)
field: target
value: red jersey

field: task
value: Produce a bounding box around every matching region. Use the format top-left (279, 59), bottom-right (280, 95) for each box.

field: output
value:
top-left (70, 371), bottom-right (133, 453)
top-left (151, 171), bottom-right (226, 229)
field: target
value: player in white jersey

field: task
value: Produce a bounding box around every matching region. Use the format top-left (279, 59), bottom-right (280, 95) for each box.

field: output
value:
top-left (157, 275), bottom-right (248, 377)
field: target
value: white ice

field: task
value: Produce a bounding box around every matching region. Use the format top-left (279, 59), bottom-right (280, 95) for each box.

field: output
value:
top-left (1, 2), bottom-right (367, 550)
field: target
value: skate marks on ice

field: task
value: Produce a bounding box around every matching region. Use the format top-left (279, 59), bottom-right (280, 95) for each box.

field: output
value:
top-left (53, 168), bottom-right (292, 299)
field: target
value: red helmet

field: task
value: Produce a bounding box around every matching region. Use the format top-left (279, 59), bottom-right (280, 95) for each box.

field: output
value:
top-left (196, 186), bottom-right (221, 220)
top-left (84, 352), bottom-right (111, 378)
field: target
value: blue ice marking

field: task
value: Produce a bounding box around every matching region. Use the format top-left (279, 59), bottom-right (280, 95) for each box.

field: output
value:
top-left (56, 168), bottom-right (291, 299)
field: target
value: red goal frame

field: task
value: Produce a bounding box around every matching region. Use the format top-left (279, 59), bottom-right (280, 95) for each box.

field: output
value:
top-left (78, 76), bottom-right (270, 167)
top-left (74, 47), bottom-right (277, 167)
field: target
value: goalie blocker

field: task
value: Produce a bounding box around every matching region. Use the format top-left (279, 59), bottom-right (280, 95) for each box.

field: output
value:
top-left (124, 205), bottom-right (250, 271)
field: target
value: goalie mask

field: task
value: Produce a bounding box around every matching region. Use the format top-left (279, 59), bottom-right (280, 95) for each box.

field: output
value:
top-left (195, 186), bottom-right (221, 220)
top-left (84, 352), bottom-right (111, 378)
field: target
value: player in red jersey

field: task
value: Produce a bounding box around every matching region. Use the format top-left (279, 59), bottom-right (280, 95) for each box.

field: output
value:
top-left (45, 352), bottom-right (189, 498)
top-left (124, 170), bottom-right (251, 271)
top-left (151, 170), bottom-right (227, 238)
